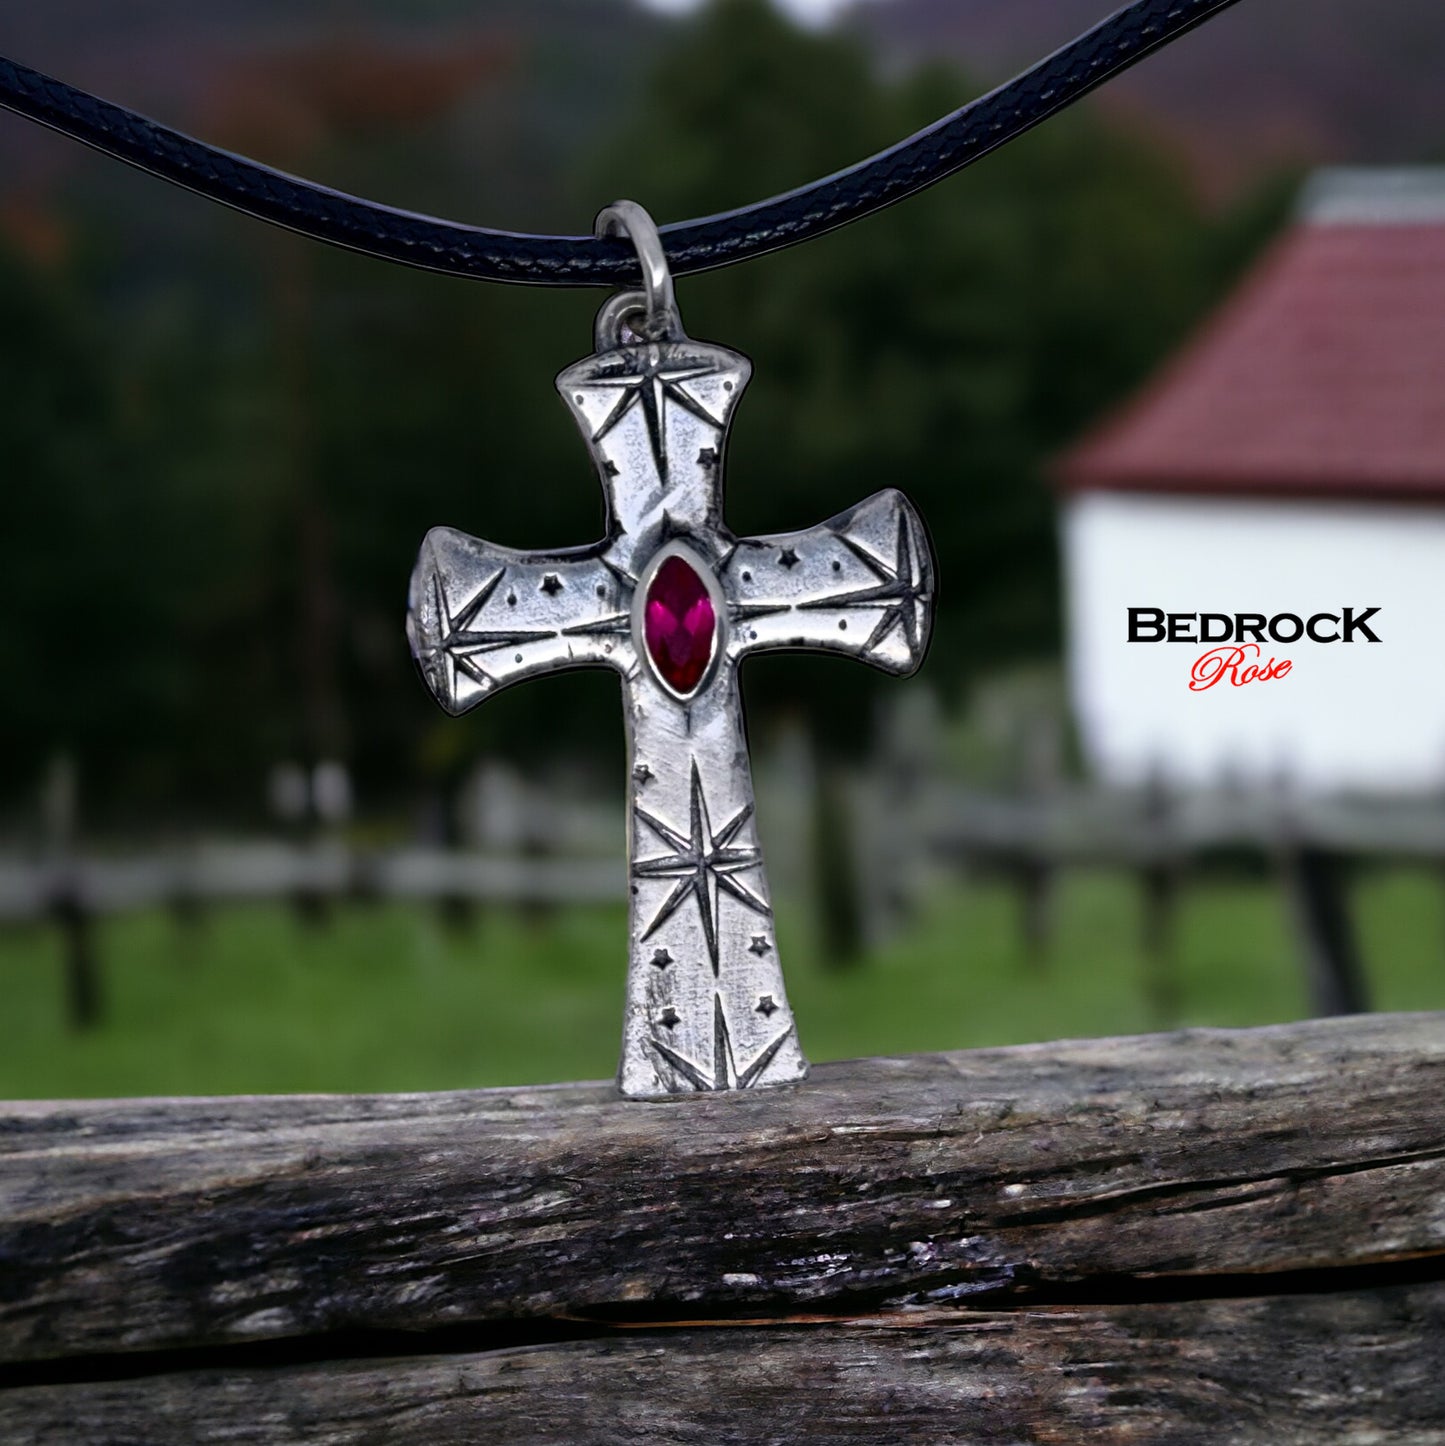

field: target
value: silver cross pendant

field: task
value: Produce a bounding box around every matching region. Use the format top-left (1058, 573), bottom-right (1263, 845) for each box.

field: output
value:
top-left (407, 202), bottom-right (936, 1098)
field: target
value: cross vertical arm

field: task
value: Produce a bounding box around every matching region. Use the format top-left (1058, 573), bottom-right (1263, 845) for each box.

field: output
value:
top-left (555, 339), bottom-right (750, 574)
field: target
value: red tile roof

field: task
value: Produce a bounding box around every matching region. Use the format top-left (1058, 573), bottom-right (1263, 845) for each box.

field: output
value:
top-left (1057, 220), bottom-right (1445, 499)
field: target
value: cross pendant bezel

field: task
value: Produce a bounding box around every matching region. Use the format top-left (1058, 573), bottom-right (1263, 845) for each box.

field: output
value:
top-left (630, 537), bottom-right (728, 703)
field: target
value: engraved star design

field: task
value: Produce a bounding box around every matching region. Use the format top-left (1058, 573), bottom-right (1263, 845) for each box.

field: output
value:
top-left (749, 935), bottom-right (772, 956)
top-left (558, 560), bottom-right (635, 643)
top-left (729, 597), bottom-right (791, 626)
top-left (648, 994), bottom-right (793, 1093)
top-left (800, 512), bottom-right (930, 659)
top-left (726, 547), bottom-right (792, 626)
top-left (415, 569), bottom-right (553, 702)
top-left (561, 611), bottom-right (631, 640)
top-left (634, 759), bottom-right (768, 973)
top-left (588, 344), bottom-right (724, 476)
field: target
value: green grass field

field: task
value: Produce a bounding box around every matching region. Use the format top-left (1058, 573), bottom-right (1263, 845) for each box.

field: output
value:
top-left (3, 869), bottom-right (1443, 1099)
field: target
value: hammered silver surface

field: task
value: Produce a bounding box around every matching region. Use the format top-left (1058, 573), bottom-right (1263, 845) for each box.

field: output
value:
top-left (408, 332), bottom-right (935, 1097)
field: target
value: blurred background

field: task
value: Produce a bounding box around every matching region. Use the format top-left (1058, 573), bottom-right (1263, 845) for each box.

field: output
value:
top-left (2, 0), bottom-right (1444, 1097)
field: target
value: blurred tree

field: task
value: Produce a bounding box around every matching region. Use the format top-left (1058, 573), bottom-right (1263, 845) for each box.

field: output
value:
top-left (0, 0), bottom-right (1288, 828)
top-left (585, 0), bottom-right (1251, 753)
top-left (0, 239), bottom-right (206, 820)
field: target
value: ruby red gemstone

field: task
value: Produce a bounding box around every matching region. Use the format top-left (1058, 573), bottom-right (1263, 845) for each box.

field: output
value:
top-left (644, 555), bottom-right (717, 695)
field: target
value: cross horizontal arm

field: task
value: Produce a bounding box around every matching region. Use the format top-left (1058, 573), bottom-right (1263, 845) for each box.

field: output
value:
top-left (408, 527), bottom-right (633, 715)
top-left (723, 488), bottom-right (935, 676)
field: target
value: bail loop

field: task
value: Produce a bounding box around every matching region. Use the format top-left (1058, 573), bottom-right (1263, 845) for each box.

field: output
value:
top-left (594, 200), bottom-right (682, 350)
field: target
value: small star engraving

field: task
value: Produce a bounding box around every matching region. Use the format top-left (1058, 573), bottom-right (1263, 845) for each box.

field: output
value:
top-left (748, 935), bottom-right (772, 957)
top-left (778, 547), bottom-right (800, 570)
top-left (659, 1006), bottom-right (681, 1030)
top-left (757, 995), bottom-right (778, 1018)
top-left (647, 994), bottom-right (794, 1092)
top-left (541, 574), bottom-right (563, 596)
top-left (633, 763), bottom-right (654, 786)
top-left (651, 948), bottom-right (672, 970)
top-left (635, 759), bottom-right (767, 973)
top-left (603, 460), bottom-right (619, 476)
top-left (698, 446), bottom-right (718, 467)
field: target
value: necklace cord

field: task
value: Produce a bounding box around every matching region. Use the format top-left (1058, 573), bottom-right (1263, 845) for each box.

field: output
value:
top-left (0, 0), bottom-right (1243, 287)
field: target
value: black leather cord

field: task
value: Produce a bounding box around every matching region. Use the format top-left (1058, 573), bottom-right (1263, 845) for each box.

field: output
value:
top-left (0, 0), bottom-right (1243, 287)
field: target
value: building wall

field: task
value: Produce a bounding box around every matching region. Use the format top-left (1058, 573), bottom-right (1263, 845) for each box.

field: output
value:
top-left (1063, 491), bottom-right (1445, 793)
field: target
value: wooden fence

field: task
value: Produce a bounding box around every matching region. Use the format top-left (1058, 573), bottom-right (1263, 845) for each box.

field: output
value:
top-left (0, 841), bottom-right (623, 1027)
top-left (4, 782), bottom-right (1443, 1027)
top-left (861, 782), bottom-right (1442, 1016)
top-left (0, 841), bottom-right (621, 923)
top-left (1, 1011), bottom-right (1441, 1441)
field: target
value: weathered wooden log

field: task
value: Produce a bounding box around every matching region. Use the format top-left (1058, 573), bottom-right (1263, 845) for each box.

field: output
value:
top-left (1, 1014), bottom-right (1441, 1441)
top-left (2, 1013), bottom-right (1442, 1360)
top-left (4, 1284), bottom-right (1443, 1444)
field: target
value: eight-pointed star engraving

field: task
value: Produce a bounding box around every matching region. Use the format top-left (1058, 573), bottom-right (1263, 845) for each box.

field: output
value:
top-left (801, 511), bottom-right (930, 658)
top-left (648, 993), bottom-right (794, 1093)
top-left (634, 758), bottom-right (768, 973)
top-left (415, 569), bottom-right (554, 703)
top-left (587, 342), bottom-right (724, 477)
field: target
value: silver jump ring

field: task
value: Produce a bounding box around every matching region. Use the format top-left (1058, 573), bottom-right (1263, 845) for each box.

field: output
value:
top-left (595, 200), bottom-right (681, 347)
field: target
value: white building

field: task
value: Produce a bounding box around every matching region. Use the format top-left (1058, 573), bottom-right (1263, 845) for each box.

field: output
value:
top-left (1056, 169), bottom-right (1445, 794)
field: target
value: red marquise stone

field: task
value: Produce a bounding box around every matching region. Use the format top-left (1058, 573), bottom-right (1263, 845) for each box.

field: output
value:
top-left (644, 555), bottom-right (717, 695)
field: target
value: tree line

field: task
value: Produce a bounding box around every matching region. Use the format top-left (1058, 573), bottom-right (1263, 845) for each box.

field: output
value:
top-left (0, 0), bottom-right (1293, 829)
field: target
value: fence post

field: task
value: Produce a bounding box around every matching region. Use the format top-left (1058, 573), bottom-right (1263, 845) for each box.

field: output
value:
top-left (856, 688), bottom-right (943, 949)
top-left (1014, 715), bottom-right (1062, 970)
top-left (1138, 773), bottom-right (1181, 1027)
top-left (52, 887), bottom-right (100, 1030)
top-left (1281, 846), bottom-right (1369, 1016)
top-left (812, 759), bottom-right (865, 967)
top-left (42, 754), bottom-right (101, 1030)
